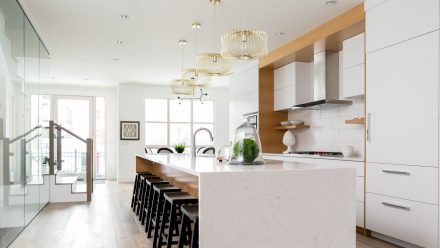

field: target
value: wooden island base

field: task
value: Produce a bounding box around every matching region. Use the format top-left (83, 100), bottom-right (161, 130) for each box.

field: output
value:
top-left (136, 156), bottom-right (199, 197)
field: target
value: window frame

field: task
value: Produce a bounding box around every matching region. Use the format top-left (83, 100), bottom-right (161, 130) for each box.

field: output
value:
top-left (144, 98), bottom-right (215, 148)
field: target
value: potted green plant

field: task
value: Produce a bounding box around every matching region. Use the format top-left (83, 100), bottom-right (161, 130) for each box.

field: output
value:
top-left (173, 143), bottom-right (186, 153)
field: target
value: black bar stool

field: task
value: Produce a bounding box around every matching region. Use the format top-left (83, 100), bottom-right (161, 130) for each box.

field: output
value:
top-left (178, 204), bottom-right (199, 248)
top-left (131, 173), bottom-right (150, 210)
top-left (157, 192), bottom-right (198, 248)
top-left (140, 178), bottom-right (169, 224)
top-left (134, 174), bottom-right (160, 213)
top-left (146, 184), bottom-right (182, 242)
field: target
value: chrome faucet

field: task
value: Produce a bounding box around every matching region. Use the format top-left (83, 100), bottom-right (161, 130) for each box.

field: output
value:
top-left (192, 127), bottom-right (214, 157)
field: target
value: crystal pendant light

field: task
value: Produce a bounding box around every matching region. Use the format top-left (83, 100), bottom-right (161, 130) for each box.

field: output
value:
top-left (185, 22), bottom-right (212, 87)
top-left (197, 0), bottom-right (233, 76)
top-left (221, 0), bottom-right (268, 60)
top-left (170, 40), bottom-right (194, 95)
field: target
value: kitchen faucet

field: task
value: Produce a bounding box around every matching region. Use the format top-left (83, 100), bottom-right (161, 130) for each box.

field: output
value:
top-left (192, 127), bottom-right (214, 157)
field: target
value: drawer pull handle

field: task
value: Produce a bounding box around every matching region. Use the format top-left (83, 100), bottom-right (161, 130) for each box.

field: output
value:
top-left (381, 170), bottom-right (411, 176)
top-left (382, 201), bottom-right (411, 211)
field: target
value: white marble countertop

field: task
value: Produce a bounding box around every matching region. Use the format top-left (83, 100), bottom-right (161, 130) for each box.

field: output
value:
top-left (138, 154), bottom-right (356, 176)
top-left (263, 152), bottom-right (365, 162)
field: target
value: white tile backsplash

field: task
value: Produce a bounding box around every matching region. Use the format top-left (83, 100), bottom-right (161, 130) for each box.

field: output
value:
top-left (288, 99), bottom-right (365, 157)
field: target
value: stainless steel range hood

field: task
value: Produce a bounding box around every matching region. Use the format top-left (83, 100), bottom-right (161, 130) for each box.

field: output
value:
top-left (293, 50), bottom-right (351, 109)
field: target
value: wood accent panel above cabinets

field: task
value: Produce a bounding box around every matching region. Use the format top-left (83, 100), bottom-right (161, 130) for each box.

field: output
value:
top-left (259, 3), bottom-right (365, 69)
top-left (258, 69), bottom-right (287, 153)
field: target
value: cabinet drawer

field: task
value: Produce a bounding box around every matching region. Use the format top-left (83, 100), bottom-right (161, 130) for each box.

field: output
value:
top-left (366, 163), bottom-right (438, 204)
top-left (356, 177), bottom-right (364, 202)
top-left (342, 64), bottom-right (364, 98)
top-left (356, 201), bottom-right (364, 227)
top-left (366, 193), bottom-right (438, 247)
top-left (274, 86), bottom-right (294, 111)
top-left (366, 0), bottom-right (439, 53)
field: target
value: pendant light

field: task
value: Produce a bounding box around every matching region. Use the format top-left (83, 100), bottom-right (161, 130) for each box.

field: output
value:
top-left (184, 22), bottom-right (212, 87)
top-left (170, 40), bottom-right (194, 96)
top-left (221, 0), bottom-right (268, 60)
top-left (197, 0), bottom-right (233, 76)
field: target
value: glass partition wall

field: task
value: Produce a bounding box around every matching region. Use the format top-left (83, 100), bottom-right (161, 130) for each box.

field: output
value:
top-left (0, 0), bottom-right (50, 247)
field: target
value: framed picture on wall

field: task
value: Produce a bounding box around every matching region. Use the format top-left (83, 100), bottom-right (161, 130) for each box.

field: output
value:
top-left (120, 121), bottom-right (140, 140)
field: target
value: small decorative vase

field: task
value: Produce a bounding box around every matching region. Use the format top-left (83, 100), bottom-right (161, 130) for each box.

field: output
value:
top-left (282, 130), bottom-right (295, 154)
top-left (175, 147), bottom-right (185, 153)
top-left (342, 146), bottom-right (354, 157)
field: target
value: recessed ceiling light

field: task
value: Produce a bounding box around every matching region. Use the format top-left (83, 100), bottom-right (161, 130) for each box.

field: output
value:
top-left (120, 14), bottom-right (129, 20)
top-left (51, 76), bottom-right (55, 79)
top-left (113, 58), bottom-right (120, 62)
top-left (116, 41), bottom-right (123, 45)
top-left (325, 1), bottom-right (338, 6)
top-left (275, 32), bottom-right (285, 37)
top-left (178, 40), bottom-right (187, 45)
top-left (84, 78), bottom-right (90, 81)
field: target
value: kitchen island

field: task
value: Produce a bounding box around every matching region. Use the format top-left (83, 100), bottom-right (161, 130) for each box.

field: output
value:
top-left (136, 154), bottom-right (356, 248)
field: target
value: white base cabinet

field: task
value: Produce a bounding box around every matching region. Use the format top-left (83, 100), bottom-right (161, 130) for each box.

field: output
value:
top-left (366, 193), bottom-right (438, 248)
top-left (367, 163), bottom-right (438, 205)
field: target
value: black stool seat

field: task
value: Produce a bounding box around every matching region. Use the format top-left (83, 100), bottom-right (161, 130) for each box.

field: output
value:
top-left (178, 204), bottom-right (199, 248)
top-left (164, 192), bottom-right (198, 204)
top-left (157, 192), bottom-right (198, 248)
top-left (181, 204), bottom-right (199, 219)
top-left (140, 179), bottom-right (169, 223)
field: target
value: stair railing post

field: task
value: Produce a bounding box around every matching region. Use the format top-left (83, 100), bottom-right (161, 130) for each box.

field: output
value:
top-left (56, 125), bottom-right (62, 171)
top-left (86, 138), bottom-right (93, 201)
top-left (49, 121), bottom-right (55, 175)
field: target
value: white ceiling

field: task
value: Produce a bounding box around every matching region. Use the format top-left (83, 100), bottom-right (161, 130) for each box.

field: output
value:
top-left (19, 0), bottom-right (363, 87)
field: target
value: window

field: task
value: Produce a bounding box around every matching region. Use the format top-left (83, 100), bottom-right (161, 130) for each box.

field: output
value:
top-left (144, 99), bottom-right (215, 148)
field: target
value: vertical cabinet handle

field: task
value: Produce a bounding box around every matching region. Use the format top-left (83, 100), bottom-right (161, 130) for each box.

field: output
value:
top-left (366, 113), bottom-right (372, 142)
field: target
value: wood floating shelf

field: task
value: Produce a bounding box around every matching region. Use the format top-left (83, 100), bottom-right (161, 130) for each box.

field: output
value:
top-left (275, 125), bottom-right (310, 130)
top-left (345, 118), bottom-right (365, 125)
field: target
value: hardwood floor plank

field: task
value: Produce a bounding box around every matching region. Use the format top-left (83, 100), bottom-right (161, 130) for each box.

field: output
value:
top-left (10, 181), bottom-right (399, 248)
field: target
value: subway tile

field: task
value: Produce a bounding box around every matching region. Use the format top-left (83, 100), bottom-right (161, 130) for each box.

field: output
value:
top-left (321, 130), bottom-right (339, 142)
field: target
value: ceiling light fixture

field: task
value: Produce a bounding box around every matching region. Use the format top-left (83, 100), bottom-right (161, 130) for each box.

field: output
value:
top-left (197, 0), bottom-right (234, 77)
top-left (120, 14), bottom-right (129, 19)
top-left (221, 0), bottom-right (268, 60)
top-left (116, 41), bottom-right (123, 45)
top-left (113, 58), bottom-right (119, 62)
top-left (185, 22), bottom-right (212, 87)
top-left (170, 40), bottom-right (194, 96)
top-left (325, 1), bottom-right (338, 6)
top-left (275, 32), bottom-right (285, 37)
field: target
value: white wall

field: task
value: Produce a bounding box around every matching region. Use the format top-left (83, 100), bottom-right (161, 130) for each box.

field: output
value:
top-left (117, 83), bottom-right (229, 182)
top-left (229, 60), bottom-right (259, 138)
top-left (26, 84), bottom-right (118, 180)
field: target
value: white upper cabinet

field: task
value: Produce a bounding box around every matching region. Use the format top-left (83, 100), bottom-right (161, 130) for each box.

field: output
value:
top-left (342, 33), bottom-right (365, 98)
top-left (364, 0), bottom-right (388, 11)
top-left (343, 33), bottom-right (365, 69)
top-left (366, 0), bottom-right (439, 53)
top-left (366, 31), bottom-right (439, 167)
top-left (274, 62), bottom-right (311, 111)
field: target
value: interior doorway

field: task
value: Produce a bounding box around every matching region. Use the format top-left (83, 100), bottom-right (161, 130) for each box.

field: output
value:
top-left (31, 95), bottom-right (106, 180)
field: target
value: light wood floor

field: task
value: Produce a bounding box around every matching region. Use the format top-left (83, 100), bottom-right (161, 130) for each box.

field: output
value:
top-left (10, 181), bottom-right (400, 248)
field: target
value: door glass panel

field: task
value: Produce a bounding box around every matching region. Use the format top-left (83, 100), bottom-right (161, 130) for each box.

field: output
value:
top-left (24, 16), bottom-right (40, 226)
top-left (0, 0), bottom-right (26, 245)
top-left (56, 98), bottom-right (91, 193)
top-left (95, 97), bottom-right (105, 179)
